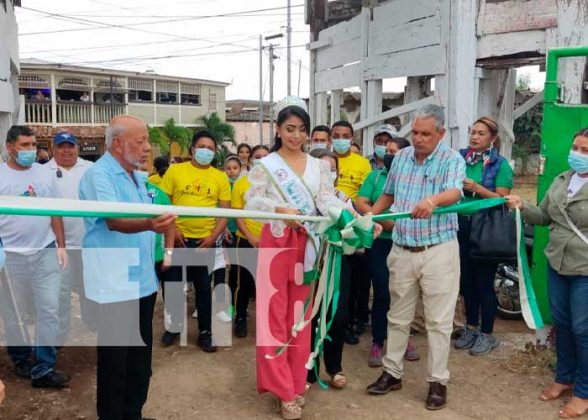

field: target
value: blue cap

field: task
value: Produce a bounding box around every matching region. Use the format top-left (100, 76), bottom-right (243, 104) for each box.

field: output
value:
top-left (53, 132), bottom-right (78, 145)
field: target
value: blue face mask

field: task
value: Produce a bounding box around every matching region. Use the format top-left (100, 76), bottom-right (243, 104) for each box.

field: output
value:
top-left (332, 139), bottom-right (351, 154)
top-left (194, 148), bottom-right (215, 166)
top-left (15, 150), bottom-right (36, 167)
top-left (374, 145), bottom-right (387, 159)
top-left (568, 151), bottom-right (588, 175)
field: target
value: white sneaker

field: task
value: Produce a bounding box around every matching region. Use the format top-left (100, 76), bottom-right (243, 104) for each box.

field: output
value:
top-left (192, 309), bottom-right (198, 319)
top-left (215, 310), bottom-right (232, 323)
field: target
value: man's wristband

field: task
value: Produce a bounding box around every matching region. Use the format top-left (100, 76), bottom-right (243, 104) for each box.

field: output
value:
top-left (164, 249), bottom-right (173, 257)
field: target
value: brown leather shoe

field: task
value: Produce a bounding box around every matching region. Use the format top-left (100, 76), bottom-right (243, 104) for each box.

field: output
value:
top-left (366, 371), bottom-right (402, 395)
top-left (425, 382), bottom-right (447, 410)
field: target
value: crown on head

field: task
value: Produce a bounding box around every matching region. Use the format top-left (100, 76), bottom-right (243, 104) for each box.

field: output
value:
top-left (273, 96), bottom-right (308, 118)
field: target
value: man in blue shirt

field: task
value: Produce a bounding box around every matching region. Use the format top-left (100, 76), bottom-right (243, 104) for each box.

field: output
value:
top-left (366, 105), bottom-right (465, 411)
top-left (79, 115), bottom-right (176, 420)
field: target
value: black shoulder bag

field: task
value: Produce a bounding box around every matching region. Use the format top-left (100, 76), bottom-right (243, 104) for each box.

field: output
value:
top-left (468, 204), bottom-right (517, 263)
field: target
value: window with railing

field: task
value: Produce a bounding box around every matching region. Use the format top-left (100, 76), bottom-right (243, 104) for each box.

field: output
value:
top-left (209, 92), bottom-right (217, 112)
top-left (181, 83), bottom-right (201, 105)
top-left (93, 78), bottom-right (126, 104)
top-left (56, 75), bottom-right (91, 102)
top-left (129, 78), bottom-right (153, 102)
top-left (156, 81), bottom-right (178, 104)
top-left (19, 74), bottom-right (51, 102)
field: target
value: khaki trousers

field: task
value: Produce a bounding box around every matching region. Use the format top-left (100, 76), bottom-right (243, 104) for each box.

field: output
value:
top-left (412, 293), bottom-right (465, 334)
top-left (382, 240), bottom-right (460, 384)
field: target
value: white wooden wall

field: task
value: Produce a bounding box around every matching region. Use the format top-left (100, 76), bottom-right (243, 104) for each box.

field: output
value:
top-left (308, 0), bottom-right (587, 159)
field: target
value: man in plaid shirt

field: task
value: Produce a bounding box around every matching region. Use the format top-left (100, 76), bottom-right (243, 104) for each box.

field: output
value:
top-left (366, 104), bottom-right (465, 411)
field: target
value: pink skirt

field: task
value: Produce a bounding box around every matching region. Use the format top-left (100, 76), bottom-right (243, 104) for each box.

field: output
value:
top-left (256, 224), bottom-right (312, 402)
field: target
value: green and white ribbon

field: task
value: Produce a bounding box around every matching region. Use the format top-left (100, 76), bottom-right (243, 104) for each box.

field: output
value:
top-left (303, 208), bottom-right (374, 388)
top-left (0, 195), bottom-right (544, 350)
top-left (515, 207), bottom-right (544, 330)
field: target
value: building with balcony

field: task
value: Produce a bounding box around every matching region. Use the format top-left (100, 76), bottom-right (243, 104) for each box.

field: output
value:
top-left (20, 60), bottom-right (228, 160)
top-left (0, 0), bottom-right (22, 155)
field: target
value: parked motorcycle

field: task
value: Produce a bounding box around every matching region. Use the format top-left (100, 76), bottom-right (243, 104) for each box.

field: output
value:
top-left (494, 225), bottom-right (534, 320)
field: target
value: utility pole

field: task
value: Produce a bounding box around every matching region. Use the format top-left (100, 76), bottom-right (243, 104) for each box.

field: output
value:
top-left (269, 43), bottom-right (276, 144)
top-left (259, 34), bottom-right (264, 145)
top-left (287, 0), bottom-right (292, 96)
top-left (265, 33), bottom-right (283, 145)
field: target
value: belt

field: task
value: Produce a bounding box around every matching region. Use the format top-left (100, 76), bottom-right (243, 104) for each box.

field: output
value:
top-left (397, 243), bottom-right (439, 253)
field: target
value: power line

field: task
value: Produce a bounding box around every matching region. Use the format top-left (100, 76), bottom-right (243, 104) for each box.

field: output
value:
top-left (62, 12), bottom-right (305, 19)
top-left (21, 33), bottom-right (259, 55)
top-left (50, 44), bottom-right (308, 67)
top-left (18, 5), bottom-right (296, 59)
top-left (18, 4), bottom-right (305, 36)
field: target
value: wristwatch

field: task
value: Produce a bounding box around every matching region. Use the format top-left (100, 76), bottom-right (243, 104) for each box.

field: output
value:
top-left (164, 249), bottom-right (173, 257)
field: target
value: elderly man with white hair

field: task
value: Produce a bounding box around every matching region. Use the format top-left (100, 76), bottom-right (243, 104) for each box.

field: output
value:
top-left (366, 105), bottom-right (466, 411)
top-left (79, 115), bottom-right (176, 420)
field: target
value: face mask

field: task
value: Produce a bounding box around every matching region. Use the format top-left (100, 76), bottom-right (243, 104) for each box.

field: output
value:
top-left (135, 170), bottom-right (149, 183)
top-left (37, 158), bottom-right (50, 165)
top-left (384, 154), bottom-right (395, 172)
top-left (251, 158), bottom-right (261, 166)
top-left (311, 142), bottom-right (327, 151)
top-left (374, 145), bottom-right (387, 159)
top-left (330, 171), bottom-right (338, 184)
top-left (194, 148), bottom-right (215, 166)
top-left (15, 150), bottom-right (36, 167)
top-left (332, 139), bottom-right (351, 154)
top-left (568, 151), bottom-right (588, 174)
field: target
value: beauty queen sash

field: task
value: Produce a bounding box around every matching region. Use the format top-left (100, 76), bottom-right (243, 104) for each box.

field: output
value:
top-left (259, 153), bottom-right (320, 274)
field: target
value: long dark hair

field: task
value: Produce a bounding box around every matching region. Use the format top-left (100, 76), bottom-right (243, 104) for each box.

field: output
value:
top-left (270, 105), bottom-right (311, 153)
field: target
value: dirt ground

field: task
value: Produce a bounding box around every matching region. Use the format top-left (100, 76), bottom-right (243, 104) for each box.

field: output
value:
top-left (0, 295), bottom-right (559, 420)
top-left (1, 177), bottom-right (550, 420)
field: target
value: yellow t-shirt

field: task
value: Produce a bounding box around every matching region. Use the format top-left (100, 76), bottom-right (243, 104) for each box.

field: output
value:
top-left (231, 175), bottom-right (263, 240)
top-left (337, 153), bottom-right (372, 198)
top-left (159, 161), bottom-right (231, 239)
top-left (148, 173), bottom-right (163, 186)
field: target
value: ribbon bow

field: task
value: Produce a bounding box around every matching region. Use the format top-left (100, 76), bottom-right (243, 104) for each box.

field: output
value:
top-left (302, 208), bottom-right (375, 388)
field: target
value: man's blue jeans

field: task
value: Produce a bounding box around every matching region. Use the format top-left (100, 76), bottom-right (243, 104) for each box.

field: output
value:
top-left (2, 245), bottom-right (61, 379)
top-left (366, 238), bottom-right (392, 346)
top-left (548, 266), bottom-right (588, 398)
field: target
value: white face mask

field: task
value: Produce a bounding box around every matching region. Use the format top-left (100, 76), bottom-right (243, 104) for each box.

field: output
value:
top-left (311, 142), bottom-right (327, 151)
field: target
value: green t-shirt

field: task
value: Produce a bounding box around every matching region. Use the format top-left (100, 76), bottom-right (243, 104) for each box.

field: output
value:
top-left (464, 159), bottom-right (514, 202)
top-left (358, 167), bottom-right (392, 240)
top-left (146, 182), bottom-right (171, 262)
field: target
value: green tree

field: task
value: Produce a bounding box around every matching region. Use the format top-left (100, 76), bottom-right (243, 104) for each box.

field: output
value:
top-left (148, 118), bottom-right (193, 156)
top-left (196, 112), bottom-right (236, 167)
top-left (517, 74), bottom-right (531, 91)
top-left (148, 126), bottom-right (170, 155)
top-left (513, 103), bottom-right (543, 172)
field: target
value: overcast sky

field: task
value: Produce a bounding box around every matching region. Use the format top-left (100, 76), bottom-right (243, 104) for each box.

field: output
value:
top-left (15, 0), bottom-right (545, 101)
top-left (16, 0), bottom-right (312, 100)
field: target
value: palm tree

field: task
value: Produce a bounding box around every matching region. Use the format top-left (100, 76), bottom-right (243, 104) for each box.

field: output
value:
top-left (197, 112), bottom-right (236, 167)
top-left (148, 118), bottom-right (193, 156)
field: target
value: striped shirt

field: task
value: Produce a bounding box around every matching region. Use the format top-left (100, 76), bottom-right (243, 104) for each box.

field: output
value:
top-left (383, 142), bottom-right (465, 247)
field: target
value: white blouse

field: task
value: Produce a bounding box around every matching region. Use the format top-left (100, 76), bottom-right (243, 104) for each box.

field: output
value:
top-left (245, 153), bottom-right (347, 237)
